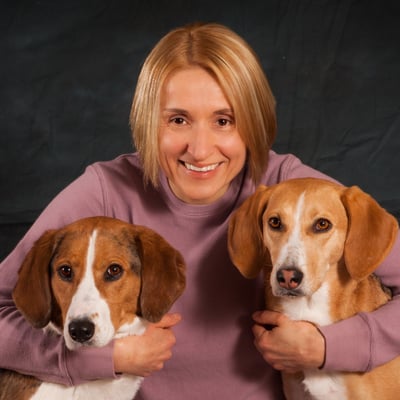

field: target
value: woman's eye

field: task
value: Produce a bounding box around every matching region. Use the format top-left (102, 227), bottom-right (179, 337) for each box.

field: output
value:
top-left (57, 265), bottom-right (73, 281)
top-left (105, 264), bottom-right (124, 281)
top-left (170, 117), bottom-right (186, 125)
top-left (313, 218), bottom-right (332, 233)
top-left (217, 118), bottom-right (229, 126)
top-left (217, 117), bottom-right (234, 127)
top-left (268, 217), bottom-right (282, 230)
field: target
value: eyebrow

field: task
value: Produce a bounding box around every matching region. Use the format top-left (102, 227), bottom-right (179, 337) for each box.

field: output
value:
top-left (162, 108), bottom-right (187, 114)
top-left (214, 108), bottom-right (234, 115)
top-left (162, 108), bottom-right (234, 115)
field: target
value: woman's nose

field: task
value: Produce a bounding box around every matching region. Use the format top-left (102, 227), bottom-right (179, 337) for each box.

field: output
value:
top-left (186, 124), bottom-right (214, 160)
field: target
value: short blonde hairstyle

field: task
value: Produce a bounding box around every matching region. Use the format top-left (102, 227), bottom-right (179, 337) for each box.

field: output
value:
top-left (130, 22), bottom-right (277, 186)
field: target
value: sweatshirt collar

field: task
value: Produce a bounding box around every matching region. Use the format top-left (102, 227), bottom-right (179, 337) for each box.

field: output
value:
top-left (158, 166), bottom-right (249, 218)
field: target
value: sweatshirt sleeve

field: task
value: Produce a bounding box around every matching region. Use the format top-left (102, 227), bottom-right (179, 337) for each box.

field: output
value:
top-left (276, 152), bottom-right (400, 373)
top-left (0, 166), bottom-right (116, 385)
top-left (320, 234), bottom-right (400, 372)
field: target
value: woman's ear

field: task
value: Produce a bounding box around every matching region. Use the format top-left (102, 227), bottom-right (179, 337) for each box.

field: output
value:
top-left (341, 185), bottom-right (398, 281)
top-left (228, 185), bottom-right (272, 279)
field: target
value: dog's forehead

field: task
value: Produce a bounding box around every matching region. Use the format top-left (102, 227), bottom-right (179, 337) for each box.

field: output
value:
top-left (54, 228), bottom-right (91, 251)
top-left (276, 178), bottom-right (340, 194)
top-left (54, 217), bottom-right (140, 262)
top-left (61, 216), bottom-right (130, 231)
top-left (57, 217), bottom-right (134, 241)
top-left (267, 179), bottom-right (344, 215)
top-left (94, 228), bottom-right (139, 256)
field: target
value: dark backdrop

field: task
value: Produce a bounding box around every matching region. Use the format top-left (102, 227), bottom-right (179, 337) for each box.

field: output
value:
top-left (1, 0), bottom-right (400, 260)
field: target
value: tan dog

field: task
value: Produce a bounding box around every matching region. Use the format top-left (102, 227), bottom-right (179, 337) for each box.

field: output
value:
top-left (0, 216), bottom-right (186, 400)
top-left (228, 178), bottom-right (399, 400)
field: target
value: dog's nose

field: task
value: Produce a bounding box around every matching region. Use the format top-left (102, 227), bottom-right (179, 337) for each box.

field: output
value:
top-left (68, 318), bottom-right (95, 343)
top-left (276, 268), bottom-right (303, 290)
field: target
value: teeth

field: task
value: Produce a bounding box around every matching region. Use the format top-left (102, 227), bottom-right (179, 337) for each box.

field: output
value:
top-left (184, 162), bottom-right (219, 172)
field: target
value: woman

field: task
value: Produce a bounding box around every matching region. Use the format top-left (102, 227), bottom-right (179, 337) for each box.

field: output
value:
top-left (1, 22), bottom-right (399, 399)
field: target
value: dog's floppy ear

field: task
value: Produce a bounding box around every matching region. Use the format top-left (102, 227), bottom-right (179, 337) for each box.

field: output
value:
top-left (341, 185), bottom-right (398, 281)
top-left (228, 185), bottom-right (272, 278)
top-left (134, 227), bottom-right (186, 323)
top-left (12, 230), bottom-right (57, 328)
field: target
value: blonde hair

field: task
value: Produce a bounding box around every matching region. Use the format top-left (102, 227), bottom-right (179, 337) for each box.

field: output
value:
top-left (130, 22), bottom-right (277, 186)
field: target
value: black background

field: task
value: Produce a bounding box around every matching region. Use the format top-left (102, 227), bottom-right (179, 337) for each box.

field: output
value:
top-left (1, 0), bottom-right (400, 260)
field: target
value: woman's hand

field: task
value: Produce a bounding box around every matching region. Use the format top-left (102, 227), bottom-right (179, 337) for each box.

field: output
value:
top-left (252, 310), bottom-right (325, 373)
top-left (113, 313), bottom-right (181, 377)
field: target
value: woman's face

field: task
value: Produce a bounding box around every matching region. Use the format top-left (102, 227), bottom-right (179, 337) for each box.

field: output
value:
top-left (159, 67), bottom-right (246, 204)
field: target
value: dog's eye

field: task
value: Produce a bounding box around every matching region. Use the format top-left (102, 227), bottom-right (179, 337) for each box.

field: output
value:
top-left (105, 264), bottom-right (124, 281)
top-left (268, 217), bottom-right (282, 230)
top-left (313, 218), bottom-right (332, 233)
top-left (57, 265), bottom-right (73, 281)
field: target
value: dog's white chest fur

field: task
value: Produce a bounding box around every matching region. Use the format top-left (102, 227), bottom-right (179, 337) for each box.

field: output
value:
top-left (280, 282), bottom-right (332, 325)
top-left (31, 376), bottom-right (143, 400)
top-left (280, 283), bottom-right (347, 400)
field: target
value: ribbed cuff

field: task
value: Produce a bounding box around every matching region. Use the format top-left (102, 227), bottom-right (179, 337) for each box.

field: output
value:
top-left (64, 341), bottom-right (116, 385)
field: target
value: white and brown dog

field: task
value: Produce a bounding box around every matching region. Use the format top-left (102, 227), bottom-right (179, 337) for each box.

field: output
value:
top-left (0, 216), bottom-right (186, 400)
top-left (228, 178), bottom-right (400, 400)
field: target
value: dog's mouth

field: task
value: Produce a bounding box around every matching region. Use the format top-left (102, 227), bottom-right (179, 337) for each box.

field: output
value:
top-left (274, 287), bottom-right (305, 298)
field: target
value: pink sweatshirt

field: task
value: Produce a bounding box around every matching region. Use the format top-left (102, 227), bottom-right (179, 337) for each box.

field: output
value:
top-left (1, 151), bottom-right (399, 399)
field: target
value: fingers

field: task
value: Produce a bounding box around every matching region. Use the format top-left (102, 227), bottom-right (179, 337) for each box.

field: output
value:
top-left (252, 309), bottom-right (288, 326)
top-left (113, 314), bottom-right (182, 376)
top-left (252, 312), bottom-right (326, 372)
top-left (252, 326), bottom-right (292, 371)
top-left (153, 313), bottom-right (182, 329)
top-left (252, 322), bottom-right (266, 340)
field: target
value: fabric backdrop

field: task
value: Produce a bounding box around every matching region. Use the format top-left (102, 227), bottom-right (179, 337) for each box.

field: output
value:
top-left (1, 0), bottom-right (399, 260)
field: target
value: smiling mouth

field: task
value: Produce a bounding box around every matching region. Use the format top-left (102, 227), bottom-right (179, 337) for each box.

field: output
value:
top-left (183, 162), bottom-right (220, 172)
